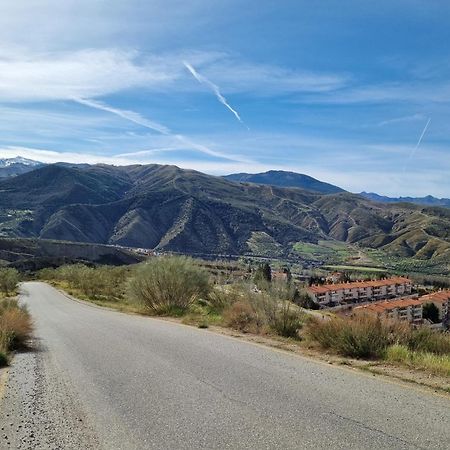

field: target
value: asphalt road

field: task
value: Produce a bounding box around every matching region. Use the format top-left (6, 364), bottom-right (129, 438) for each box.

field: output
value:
top-left (1, 282), bottom-right (449, 449)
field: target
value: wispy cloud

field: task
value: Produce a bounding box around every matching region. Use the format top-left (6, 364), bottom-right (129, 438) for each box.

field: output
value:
top-left (75, 97), bottom-right (253, 163)
top-left (184, 61), bottom-right (248, 128)
top-left (0, 48), bottom-right (176, 102)
top-left (377, 113), bottom-right (426, 127)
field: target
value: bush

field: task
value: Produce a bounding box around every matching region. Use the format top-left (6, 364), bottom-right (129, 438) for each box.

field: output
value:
top-left (127, 257), bottom-right (211, 314)
top-left (224, 301), bottom-right (261, 333)
top-left (306, 315), bottom-right (394, 358)
top-left (40, 264), bottom-right (130, 301)
top-left (222, 283), bottom-right (303, 337)
top-left (270, 300), bottom-right (303, 338)
top-left (0, 268), bottom-right (20, 296)
top-left (405, 327), bottom-right (450, 355)
top-left (306, 314), bottom-right (450, 360)
top-left (0, 303), bottom-right (33, 350)
top-left (0, 298), bottom-right (33, 366)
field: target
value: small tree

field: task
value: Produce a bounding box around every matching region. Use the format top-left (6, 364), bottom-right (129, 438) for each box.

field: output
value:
top-left (0, 268), bottom-right (20, 296)
top-left (254, 263), bottom-right (271, 285)
top-left (422, 302), bottom-right (440, 323)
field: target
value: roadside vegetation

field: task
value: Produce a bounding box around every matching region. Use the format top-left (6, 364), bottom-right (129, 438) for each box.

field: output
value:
top-left (37, 257), bottom-right (450, 380)
top-left (38, 257), bottom-right (305, 340)
top-left (0, 268), bottom-right (32, 367)
top-left (305, 315), bottom-right (450, 377)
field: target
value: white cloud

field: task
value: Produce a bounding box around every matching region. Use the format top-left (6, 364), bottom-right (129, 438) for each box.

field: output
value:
top-left (0, 48), bottom-right (176, 102)
top-left (0, 45), bottom-right (349, 104)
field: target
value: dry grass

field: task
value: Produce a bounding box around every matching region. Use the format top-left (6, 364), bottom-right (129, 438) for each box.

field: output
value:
top-left (0, 298), bottom-right (33, 366)
top-left (385, 344), bottom-right (450, 378)
top-left (305, 314), bottom-right (450, 380)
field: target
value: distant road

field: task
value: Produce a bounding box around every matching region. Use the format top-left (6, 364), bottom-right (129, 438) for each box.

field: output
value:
top-left (1, 282), bottom-right (449, 449)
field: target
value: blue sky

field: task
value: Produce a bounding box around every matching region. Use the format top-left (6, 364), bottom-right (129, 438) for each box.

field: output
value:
top-left (0, 0), bottom-right (449, 196)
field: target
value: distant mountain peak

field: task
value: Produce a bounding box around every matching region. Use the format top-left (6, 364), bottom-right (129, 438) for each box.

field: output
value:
top-left (0, 156), bottom-right (45, 179)
top-left (0, 156), bottom-right (43, 168)
top-left (224, 170), bottom-right (344, 194)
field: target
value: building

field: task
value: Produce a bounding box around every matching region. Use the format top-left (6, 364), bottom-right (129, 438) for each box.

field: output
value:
top-left (354, 298), bottom-right (423, 324)
top-left (418, 291), bottom-right (450, 322)
top-left (307, 277), bottom-right (412, 307)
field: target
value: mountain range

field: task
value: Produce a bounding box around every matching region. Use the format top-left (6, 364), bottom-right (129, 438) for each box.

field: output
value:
top-left (1, 158), bottom-right (448, 209)
top-left (0, 163), bottom-right (449, 268)
top-left (225, 170), bottom-right (450, 208)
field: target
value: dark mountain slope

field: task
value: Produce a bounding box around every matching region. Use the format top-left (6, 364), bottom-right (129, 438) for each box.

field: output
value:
top-left (224, 170), bottom-right (344, 194)
top-left (0, 164), bottom-right (449, 262)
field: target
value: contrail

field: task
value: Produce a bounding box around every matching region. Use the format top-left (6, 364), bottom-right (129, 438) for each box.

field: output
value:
top-left (410, 118), bottom-right (431, 158)
top-left (183, 61), bottom-right (248, 128)
top-left (74, 97), bottom-right (250, 162)
top-left (74, 98), bottom-right (170, 134)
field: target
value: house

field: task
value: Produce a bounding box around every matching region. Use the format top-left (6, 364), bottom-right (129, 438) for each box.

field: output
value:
top-left (418, 290), bottom-right (450, 322)
top-left (353, 298), bottom-right (423, 324)
top-left (307, 277), bottom-right (412, 307)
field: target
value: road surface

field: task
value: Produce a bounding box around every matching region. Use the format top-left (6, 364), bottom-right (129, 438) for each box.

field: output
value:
top-left (0, 282), bottom-right (449, 449)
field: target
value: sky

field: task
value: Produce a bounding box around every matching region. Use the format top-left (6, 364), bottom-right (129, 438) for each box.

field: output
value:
top-left (0, 0), bottom-right (449, 197)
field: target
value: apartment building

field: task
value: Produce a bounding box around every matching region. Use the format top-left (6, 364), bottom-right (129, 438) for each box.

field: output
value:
top-left (354, 298), bottom-right (423, 324)
top-left (308, 276), bottom-right (412, 307)
top-left (418, 290), bottom-right (450, 322)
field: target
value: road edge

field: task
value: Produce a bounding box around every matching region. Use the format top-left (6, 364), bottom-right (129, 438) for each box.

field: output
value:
top-left (29, 281), bottom-right (450, 400)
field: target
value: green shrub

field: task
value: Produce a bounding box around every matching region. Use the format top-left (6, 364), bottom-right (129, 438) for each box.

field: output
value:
top-left (127, 256), bottom-right (211, 314)
top-left (40, 264), bottom-right (130, 301)
top-left (405, 327), bottom-right (450, 355)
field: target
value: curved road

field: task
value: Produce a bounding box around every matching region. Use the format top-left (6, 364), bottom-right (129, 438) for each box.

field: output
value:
top-left (1, 282), bottom-right (449, 449)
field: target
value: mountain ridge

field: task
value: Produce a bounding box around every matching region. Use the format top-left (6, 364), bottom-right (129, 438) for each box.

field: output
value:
top-left (0, 163), bottom-right (449, 269)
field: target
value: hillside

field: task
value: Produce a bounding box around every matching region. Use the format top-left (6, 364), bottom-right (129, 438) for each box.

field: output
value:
top-left (224, 170), bottom-right (344, 194)
top-left (0, 164), bottom-right (449, 271)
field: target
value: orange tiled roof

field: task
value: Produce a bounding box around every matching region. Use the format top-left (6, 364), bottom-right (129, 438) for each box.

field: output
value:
top-left (418, 290), bottom-right (450, 304)
top-left (354, 298), bottom-right (422, 313)
top-left (308, 277), bottom-right (410, 294)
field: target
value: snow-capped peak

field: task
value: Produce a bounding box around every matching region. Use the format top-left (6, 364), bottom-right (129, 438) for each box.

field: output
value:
top-left (0, 156), bottom-right (42, 168)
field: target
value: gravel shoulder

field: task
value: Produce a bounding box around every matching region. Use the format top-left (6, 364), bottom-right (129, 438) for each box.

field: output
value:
top-left (0, 344), bottom-right (99, 449)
